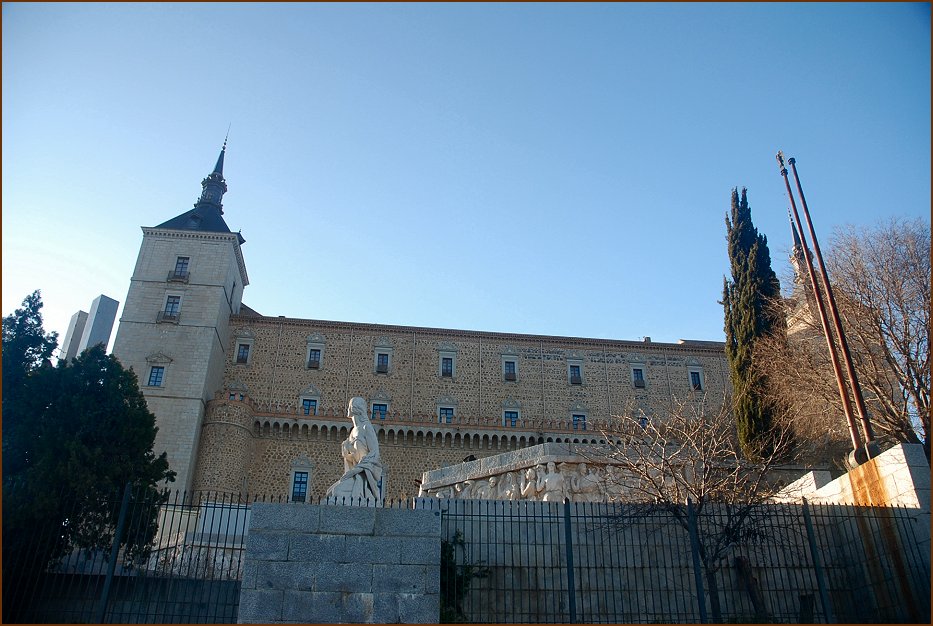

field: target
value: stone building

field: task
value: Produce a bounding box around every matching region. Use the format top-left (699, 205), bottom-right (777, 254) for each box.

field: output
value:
top-left (112, 145), bottom-right (730, 501)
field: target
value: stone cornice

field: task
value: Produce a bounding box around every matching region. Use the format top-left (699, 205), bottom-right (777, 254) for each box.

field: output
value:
top-left (142, 227), bottom-right (249, 286)
top-left (228, 313), bottom-right (725, 354)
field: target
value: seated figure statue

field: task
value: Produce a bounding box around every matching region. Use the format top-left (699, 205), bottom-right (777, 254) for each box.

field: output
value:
top-left (326, 397), bottom-right (384, 505)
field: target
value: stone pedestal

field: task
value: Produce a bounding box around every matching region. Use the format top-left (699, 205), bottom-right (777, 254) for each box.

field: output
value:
top-left (238, 503), bottom-right (440, 624)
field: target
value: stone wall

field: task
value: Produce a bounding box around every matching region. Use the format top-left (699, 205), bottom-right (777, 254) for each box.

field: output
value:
top-left (191, 313), bottom-right (729, 499)
top-left (221, 315), bottom-right (728, 428)
top-left (113, 228), bottom-right (248, 491)
top-left (238, 503), bottom-right (440, 624)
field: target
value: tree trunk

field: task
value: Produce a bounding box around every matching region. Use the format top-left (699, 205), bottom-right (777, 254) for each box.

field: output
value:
top-left (705, 567), bottom-right (723, 623)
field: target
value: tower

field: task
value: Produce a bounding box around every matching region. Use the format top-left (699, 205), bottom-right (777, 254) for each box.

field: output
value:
top-left (59, 310), bottom-right (89, 362)
top-left (786, 211), bottom-right (817, 337)
top-left (111, 143), bottom-right (249, 492)
top-left (76, 294), bottom-right (119, 353)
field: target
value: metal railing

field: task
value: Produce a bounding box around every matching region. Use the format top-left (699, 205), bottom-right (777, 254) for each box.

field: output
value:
top-left (433, 499), bottom-right (930, 624)
top-left (5, 485), bottom-right (928, 624)
top-left (156, 310), bottom-right (180, 324)
top-left (2, 487), bottom-right (281, 624)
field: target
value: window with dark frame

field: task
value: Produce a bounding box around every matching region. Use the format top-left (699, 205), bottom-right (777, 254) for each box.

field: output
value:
top-left (439, 407), bottom-right (454, 424)
top-left (302, 398), bottom-right (317, 416)
top-left (441, 357), bottom-right (453, 377)
top-left (569, 364), bottom-right (582, 385)
top-left (503, 410), bottom-right (519, 427)
top-left (236, 343), bottom-right (250, 364)
top-left (633, 368), bottom-right (645, 388)
top-left (372, 403), bottom-right (388, 420)
top-left (504, 360), bottom-right (517, 381)
top-left (307, 349), bottom-right (321, 369)
top-left (291, 471), bottom-right (308, 502)
top-left (690, 371), bottom-right (703, 391)
top-left (572, 414), bottom-right (587, 431)
top-left (376, 353), bottom-right (389, 373)
top-left (148, 366), bottom-right (165, 387)
top-left (173, 256), bottom-right (190, 278)
top-left (164, 295), bottom-right (181, 316)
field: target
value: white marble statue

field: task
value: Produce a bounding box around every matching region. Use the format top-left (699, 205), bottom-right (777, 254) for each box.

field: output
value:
top-left (473, 476), bottom-right (496, 500)
top-left (325, 397), bottom-right (384, 504)
top-left (570, 462), bottom-right (602, 502)
top-left (538, 461), bottom-right (567, 502)
top-left (501, 472), bottom-right (521, 500)
top-left (520, 466), bottom-right (542, 500)
top-left (454, 479), bottom-right (475, 499)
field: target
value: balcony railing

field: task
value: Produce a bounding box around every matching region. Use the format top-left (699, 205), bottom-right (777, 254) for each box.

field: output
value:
top-left (157, 311), bottom-right (180, 324)
top-left (570, 375), bottom-right (583, 385)
top-left (634, 379), bottom-right (646, 388)
top-left (307, 360), bottom-right (320, 370)
top-left (504, 372), bottom-right (517, 381)
top-left (376, 364), bottom-right (389, 374)
top-left (167, 270), bottom-right (190, 283)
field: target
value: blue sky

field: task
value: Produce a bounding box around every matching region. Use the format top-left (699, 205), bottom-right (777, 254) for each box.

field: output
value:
top-left (3, 3), bottom-right (929, 350)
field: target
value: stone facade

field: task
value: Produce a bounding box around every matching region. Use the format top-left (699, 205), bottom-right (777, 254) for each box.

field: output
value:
top-left (111, 147), bottom-right (731, 499)
top-left (112, 227), bottom-right (248, 492)
top-left (189, 318), bottom-right (729, 501)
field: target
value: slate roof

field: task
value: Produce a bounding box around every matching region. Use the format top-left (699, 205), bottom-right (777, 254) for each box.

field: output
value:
top-left (152, 144), bottom-right (245, 244)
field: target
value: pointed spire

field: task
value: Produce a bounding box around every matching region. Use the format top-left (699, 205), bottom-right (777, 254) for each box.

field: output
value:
top-left (788, 208), bottom-right (802, 249)
top-left (195, 137), bottom-right (229, 212)
top-left (212, 125), bottom-right (230, 175)
top-left (155, 142), bottom-right (242, 243)
top-left (213, 142), bottom-right (226, 175)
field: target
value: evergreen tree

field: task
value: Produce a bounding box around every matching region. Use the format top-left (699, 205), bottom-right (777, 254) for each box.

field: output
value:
top-left (2, 290), bottom-right (58, 478)
top-left (2, 293), bottom-right (174, 616)
top-left (723, 189), bottom-right (784, 459)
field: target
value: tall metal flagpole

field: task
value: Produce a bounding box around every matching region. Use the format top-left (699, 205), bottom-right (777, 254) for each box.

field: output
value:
top-left (787, 157), bottom-right (876, 448)
top-left (776, 152), bottom-right (864, 453)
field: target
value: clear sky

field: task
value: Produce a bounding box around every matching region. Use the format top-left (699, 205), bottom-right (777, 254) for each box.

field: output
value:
top-left (3, 3), bottom-right (930, 352)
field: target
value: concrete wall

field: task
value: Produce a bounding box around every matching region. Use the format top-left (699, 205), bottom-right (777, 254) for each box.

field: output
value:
top-left (421, 498), bottom-right (829, 623)
top-left (776, 443), bottom-right (931, 564)
top-left (238, 504), bottom-right (440, 624)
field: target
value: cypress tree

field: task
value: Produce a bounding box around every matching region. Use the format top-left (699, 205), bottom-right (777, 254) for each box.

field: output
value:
top-left (723, 188), bottom-right (784, 459)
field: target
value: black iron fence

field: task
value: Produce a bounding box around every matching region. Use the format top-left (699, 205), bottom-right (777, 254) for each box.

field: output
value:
top-left (4, 486), bottom-right (929, 624)
top-left (434, 499), bottom-right (930, 624)
top-left (2, 486), bottom-right (274, 624)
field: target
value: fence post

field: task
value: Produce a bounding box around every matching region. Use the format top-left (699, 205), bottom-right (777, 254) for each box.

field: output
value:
top-left (802, 499), bottom-right (835, 624)
top-left (687, 499), bottom-right (708, 624)
top-left (563, 498), bottom-right (577, 624)
top-left (96, 483), bottom-right (132, 624)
